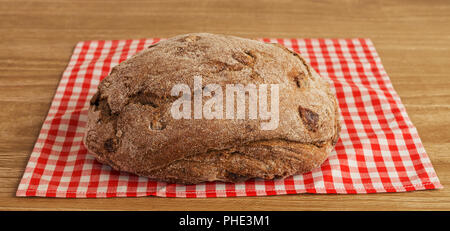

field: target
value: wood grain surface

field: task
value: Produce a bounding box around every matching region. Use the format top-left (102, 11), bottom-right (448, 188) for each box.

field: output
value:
top-left (0, 0), bottom-right (449, 211)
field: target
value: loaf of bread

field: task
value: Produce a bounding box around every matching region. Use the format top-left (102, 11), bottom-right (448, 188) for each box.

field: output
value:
top-left (83, 33), bottom-right (340, 184)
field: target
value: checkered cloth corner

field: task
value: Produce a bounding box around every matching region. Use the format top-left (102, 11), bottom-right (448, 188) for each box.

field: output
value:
top-left (16, 38), bottom-right (442, 198)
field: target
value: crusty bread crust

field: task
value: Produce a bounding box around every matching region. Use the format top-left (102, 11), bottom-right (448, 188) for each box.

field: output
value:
top-left (84, 33), bottom-right (340, 184)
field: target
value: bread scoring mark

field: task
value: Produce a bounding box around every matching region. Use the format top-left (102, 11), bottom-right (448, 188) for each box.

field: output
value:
top-left (231, 50), bottom-right (263, 81)
top-left (149, 119), bottom-right (166, 130)
top-left (131, 91), bottom-right (160, 108)
top-left (298, 106), bottom-right (319, 132)
top-left (288, 68), bottom-right (305, 88)
top-left (249, 71), bottom-right (263, 81)
top-left (130, 90), bottom-right (178, 108)
top-left (245, 50), bottom-right (257, 59)
top-left (90, 92), bottom-right (114, 121)
top-left (129, 91), bottom-right (174, 131)
top-left (232, 50), bottom-right (255, 67)
top-left (312, 140), bottom-right (326, 148)
top-left (104, 138), bottom-right (116, 153)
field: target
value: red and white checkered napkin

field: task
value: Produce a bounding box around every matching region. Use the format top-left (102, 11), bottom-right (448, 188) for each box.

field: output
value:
top-left (16, 38), bottom-right (442, 198)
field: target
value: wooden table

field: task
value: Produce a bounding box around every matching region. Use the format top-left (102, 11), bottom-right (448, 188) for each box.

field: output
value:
top-left (0, 0), bottom-right (449, 211)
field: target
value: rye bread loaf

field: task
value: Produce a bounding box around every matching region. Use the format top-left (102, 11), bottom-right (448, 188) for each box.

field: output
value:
top-left (83, 33), bottom-right (340, 184)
